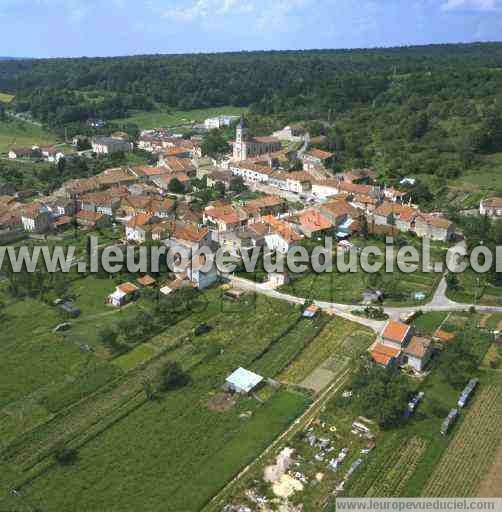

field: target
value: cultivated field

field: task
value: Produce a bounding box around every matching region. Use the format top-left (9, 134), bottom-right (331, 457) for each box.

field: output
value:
top-left (279, 318), bottom-right (374, 389)
top-left (422, 381), bottom-right (502, 497)
top-left (216, 312), bottom-right (495, 511)
top-left (0, 285), bottom-right (328, 512)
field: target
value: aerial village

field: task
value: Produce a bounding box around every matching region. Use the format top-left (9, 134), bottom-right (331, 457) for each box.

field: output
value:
top-left (1, 113), bottom-right (501, 512)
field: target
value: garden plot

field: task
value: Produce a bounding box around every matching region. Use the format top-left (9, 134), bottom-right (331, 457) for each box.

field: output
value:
top-left (279, 319), bottom-right (374, 392)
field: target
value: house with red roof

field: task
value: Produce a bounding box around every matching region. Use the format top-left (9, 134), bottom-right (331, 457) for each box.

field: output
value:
top-left (301, 148), bottom-right (334, 172)
top-left (289, 209), bottom-right (333, 238)
top-left (370, 320), bottom-right (433, 372)
top-left (262, 215), bottom-right (302, 253)
top-left (125, 213), bottom-right (161, 243)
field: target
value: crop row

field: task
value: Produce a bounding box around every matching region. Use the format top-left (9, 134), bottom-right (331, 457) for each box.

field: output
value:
top-left (423, 385), bottom-right (502, 497)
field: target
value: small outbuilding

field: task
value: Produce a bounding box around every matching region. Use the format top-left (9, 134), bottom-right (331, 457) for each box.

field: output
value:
top-left (303, 304), bottom-right (320, 318)
top-left (107, 282), bottom-right (139, 307)
top-left (137, 275), bottom-right (156, 288)
top-left (224, 288), bottom-right (246, 301)
top-left (224, 367), bottom-right (264, 394)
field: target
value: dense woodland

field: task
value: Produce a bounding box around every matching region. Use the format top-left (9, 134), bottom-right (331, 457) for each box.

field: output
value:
top-left (1, 43), bottom-right (502, 123)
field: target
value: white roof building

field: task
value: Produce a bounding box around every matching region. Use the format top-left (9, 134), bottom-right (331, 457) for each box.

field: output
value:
top-left (225, 367), bottom-right (263, 394)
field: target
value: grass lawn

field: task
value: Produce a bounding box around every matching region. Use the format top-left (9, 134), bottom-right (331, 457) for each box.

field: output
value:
top-left (414, 311), bottom-right (448, 335)
top-left (22, 388), bottom-right (308, 512)
top-left (280, 237), bottom-right (443, 306)
top-left (452, 153), bottom-right (502, 194)
top-left (112, 343), bottom-right (158, 371)
top-left (112, 106), bottom-right (247, 130)
top-left (0, 119), bottom-right (58, 154)
top-left (0, 295), bottom-right (92, 409)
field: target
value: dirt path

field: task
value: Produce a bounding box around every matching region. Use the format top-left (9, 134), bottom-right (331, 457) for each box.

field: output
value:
top-left (477, 440), bottom-right (502, 497)
top-left (203, 369), bottom-right (351, 512)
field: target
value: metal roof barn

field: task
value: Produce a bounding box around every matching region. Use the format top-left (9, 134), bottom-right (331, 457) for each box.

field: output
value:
top-left (225, 367), bottom-right (263, 394)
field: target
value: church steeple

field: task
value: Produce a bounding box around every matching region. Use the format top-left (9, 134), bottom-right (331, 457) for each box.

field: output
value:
top-left (233, 114), bottom-right (249, 161)
top-left (236, 114), bottom-right (248, 145)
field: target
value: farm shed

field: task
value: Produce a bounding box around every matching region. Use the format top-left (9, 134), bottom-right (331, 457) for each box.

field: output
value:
top-left (303, 304), bottom-right (320, 318)
top-left (137, 275), bottom-right (156, 287)
top-left (224, 367), bottom-right (263, 394)
top-left (107, 282), bottom-right (139, 307)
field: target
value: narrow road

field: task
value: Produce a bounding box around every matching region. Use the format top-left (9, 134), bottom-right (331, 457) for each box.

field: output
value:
top-left (230, 271), bottom-right (502, 336)
top-left (230, 276), bottom-right (386, 333)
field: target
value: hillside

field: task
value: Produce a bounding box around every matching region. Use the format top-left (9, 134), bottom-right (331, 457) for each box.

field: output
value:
top-left (1, 42), bottom-right (502, 127)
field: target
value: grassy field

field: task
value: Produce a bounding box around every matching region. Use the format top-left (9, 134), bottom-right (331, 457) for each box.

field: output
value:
top-left (0, 92), bottom-right (15, 104)
top-left (414, 311), bottom-right (449, 335)
top-left (279, 317), bottom-right (374, 386)
top-left (280, 235), bottom-right (446, 306)
top-left (0, 119), bottom-right (58, 154)
top-left (452, 153), bottom-right (502, 194)
top-left (113, 106), bottom-right (247, 130)
top-left (0, 285), bottom-right (321, 512)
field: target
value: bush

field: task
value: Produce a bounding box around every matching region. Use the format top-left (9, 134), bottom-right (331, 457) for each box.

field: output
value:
top-left (54, 446), bottom-right (78, 466)
top-left (159, 361), bottom-right (189, 391)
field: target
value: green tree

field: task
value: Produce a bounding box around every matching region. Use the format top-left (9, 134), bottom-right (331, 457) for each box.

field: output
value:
top-left (201, 130), bottom-right (230, 158)
top-left (230, 176), bottom-right (247, 194)
top-left (98, 326), bottom-right (120, 350)
top-left (439, 332), bottom-right (478, 388)
top-left (168, 177), bottom-right (185, 194)
top-left (350, 356), bottom-right (411, 428)
top-left (159, 361), bottom-right (188, 391)
top-left (360, 215), bottom-right (369, 239)
top-left (445, 272), bottom-right (459, 291)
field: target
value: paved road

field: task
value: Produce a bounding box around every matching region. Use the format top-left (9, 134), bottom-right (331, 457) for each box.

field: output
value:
top-left (230, 276), bottom-right (387, 332)
top-left (230, 271), bottom-right (502, 336)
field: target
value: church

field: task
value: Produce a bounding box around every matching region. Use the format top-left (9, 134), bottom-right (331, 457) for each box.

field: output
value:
top-left (232, 115), bottom-right (282, 161)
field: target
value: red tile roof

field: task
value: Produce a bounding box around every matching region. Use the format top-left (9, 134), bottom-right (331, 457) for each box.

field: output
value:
top-left (306, 148), bottom-right (334, 160)
top-left (261, 215), bottom-right (302, 243)
top-left (117, 282), bottom-right (139, 294)
top-left (127, 213), bottom-right (156, 228)
top-left (296, 209), bottom-right (333, 232)
top-left (382, 320), bottom-right (411, 344)
top-left (371, 343), bottom-right (401, 366)
top-left (76, 210), bottom-right (105, 222)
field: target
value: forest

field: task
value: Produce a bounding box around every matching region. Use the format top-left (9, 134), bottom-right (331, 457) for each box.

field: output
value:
top-left (1, 43), bottom-right (502, 126)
